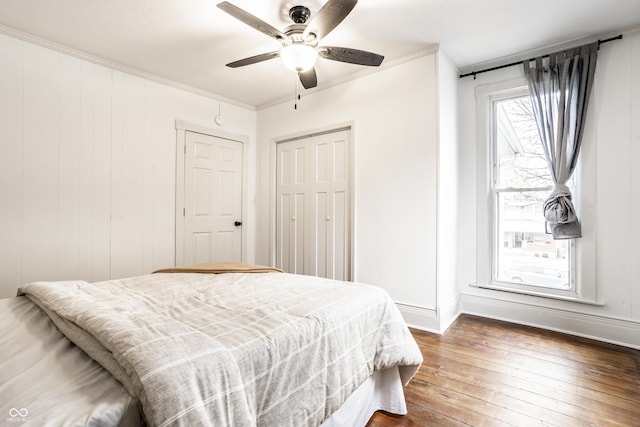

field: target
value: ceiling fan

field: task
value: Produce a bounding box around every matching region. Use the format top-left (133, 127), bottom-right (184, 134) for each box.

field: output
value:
top-left (217, 0), bottom-right (384, 89)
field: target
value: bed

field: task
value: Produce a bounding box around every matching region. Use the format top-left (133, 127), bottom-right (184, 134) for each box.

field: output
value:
top-left (1, 263), bottom-right (423, 426)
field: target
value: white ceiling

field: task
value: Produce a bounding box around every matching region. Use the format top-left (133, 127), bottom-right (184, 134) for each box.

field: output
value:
top-left (0, 0), bottom-right (638, 108)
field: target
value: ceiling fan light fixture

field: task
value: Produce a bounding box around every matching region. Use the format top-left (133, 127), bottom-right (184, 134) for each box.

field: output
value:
top-left (280, 44), bottom-right (318, 72)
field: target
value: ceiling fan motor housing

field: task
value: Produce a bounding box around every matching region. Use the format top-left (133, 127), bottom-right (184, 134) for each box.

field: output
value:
top-left (284, 24), bottom-right (315, 44)
top-left (289, 5), bottom-right (311, 23)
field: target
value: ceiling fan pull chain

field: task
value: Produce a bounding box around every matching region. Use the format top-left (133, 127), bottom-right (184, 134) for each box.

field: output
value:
top-left (294, 72), bottom-right (300, 110)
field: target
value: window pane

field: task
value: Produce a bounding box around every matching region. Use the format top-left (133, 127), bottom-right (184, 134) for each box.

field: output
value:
top-left (492, 93), bottom-right (571, 292)
top-left (495, 96), bottom-right (551, 189)
top-left (495, 191), bottom-right (570, 290)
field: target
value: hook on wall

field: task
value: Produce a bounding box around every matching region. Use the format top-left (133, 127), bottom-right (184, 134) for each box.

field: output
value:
top-left (215, 103), bottom-right (224, 125)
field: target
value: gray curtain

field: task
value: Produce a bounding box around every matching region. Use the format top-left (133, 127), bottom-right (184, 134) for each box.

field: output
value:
top-left (523, 42), bottom-right (598, 239)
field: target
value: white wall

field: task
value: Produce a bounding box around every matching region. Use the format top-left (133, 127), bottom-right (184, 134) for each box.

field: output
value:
top-left (256, 52), bottom-right (440, 313)
top-left (0, 33), bottom-right (257, 298)
top-left (457, 29), bottom-right (640, 348)
top-left (435, 50), bottom-right (460, 330)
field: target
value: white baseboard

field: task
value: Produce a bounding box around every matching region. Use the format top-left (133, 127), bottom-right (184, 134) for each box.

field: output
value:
top-left (460, 293), bottom-right (640, 350)
top-left (396, 303), bottom-right (440, 333)
top-left (438, 294), bottom-right (461, 333)
top-left (396, 297), bottom-right (461, 334)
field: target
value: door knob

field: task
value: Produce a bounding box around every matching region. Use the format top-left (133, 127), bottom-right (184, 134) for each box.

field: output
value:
top-left (234, 221), bottom-right (242, 227)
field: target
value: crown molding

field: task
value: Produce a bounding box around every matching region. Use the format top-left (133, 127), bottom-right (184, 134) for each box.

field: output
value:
top-left (0, 23), bottom-right (256, 111)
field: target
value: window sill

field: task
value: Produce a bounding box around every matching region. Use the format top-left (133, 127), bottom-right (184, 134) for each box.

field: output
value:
top-left (470, 283), bottom-right (604, 306)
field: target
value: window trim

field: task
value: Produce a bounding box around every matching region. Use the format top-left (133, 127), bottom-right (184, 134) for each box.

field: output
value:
top-left (475, 78), bottom-right (598, 304)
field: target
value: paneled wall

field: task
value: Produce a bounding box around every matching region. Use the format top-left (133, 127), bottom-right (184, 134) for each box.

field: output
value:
top-left (0, 33), bottom-right (257, 298)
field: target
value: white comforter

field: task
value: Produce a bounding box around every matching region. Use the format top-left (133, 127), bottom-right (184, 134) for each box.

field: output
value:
top-left (18, 272), bottom-right (422, 427)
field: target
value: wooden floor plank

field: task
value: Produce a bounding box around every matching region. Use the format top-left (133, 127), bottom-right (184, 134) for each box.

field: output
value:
top-left (403, 380), bottom-right (522, 427)
top-left (450, 316), bottom-right (640, 374)
top-left (366, 314), bottom-right (640, 427)
top-left (415, 347), bottom-right (636, 426)
top-left (413, 348), bottom-right (637, 418)
top-left (417, 328), bottom-right (639, 402)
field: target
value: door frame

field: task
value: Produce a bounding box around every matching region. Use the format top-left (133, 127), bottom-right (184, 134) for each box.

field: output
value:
top-left (175, 119), bottom-right (249, 266)
top-left (269, 122), bottom-right (355, 280)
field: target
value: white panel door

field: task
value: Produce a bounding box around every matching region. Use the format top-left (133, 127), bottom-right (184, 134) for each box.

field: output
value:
top-left (276, 138), bottom-right (309, 274)
top-left (309, 131), bottom-right (350, 280)
top-left (184, 131), bottom-right (243, 264)
top-left (276, 129), bottom-right (350, 280)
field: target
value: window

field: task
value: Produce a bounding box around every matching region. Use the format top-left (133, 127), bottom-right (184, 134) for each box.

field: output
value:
top-left (478, 82), bottom-right (579, 299)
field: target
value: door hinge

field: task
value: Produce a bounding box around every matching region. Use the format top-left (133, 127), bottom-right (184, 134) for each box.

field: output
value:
top-left (183, 207), bottom-right (186, 216)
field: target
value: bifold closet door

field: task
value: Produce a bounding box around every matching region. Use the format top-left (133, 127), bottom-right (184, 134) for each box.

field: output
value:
top-left (276, 138), bottom-right (308, 275)
top-left (276, 129), bottom-right (350, 281)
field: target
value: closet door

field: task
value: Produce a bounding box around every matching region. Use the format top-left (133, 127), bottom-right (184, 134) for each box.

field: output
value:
top-left (276, 138), bottom-right (309, 275)
top-left (308, 131), bottom-right (350, 280)
top-left (276, 129), bottom-right (350, 281)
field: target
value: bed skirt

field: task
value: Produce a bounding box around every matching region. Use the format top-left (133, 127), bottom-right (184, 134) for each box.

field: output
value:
top-left (321, 366), bottom-right (407, 426)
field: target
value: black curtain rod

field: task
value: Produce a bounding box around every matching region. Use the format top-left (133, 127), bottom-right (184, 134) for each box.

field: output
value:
top-left (459, 34), bottom-right (623, 79)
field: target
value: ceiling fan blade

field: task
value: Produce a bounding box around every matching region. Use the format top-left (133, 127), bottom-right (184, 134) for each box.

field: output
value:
top-left (303, 0), bottom-right (357, 41)
top-left (218, 2), bottom-right (289, 42)
top-left (319, 46), bottom-right (384, 66)
top-left (226, 51), bottom-right (280, 68)
top-left (299, 68), bottom-right (318, 89)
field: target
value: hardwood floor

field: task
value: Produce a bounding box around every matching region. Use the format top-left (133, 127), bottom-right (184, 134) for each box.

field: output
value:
top-left (366, 314), bottom-right (640, 427)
